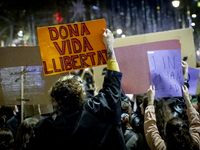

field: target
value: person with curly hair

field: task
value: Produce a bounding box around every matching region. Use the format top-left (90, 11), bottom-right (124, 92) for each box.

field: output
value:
top-left (26, 29), bottom-right (127, 150)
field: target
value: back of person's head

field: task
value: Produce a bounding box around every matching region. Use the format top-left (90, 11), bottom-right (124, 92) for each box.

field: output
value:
top-left (0, 106), bottom-right (14, 122)
top-left (15, 117), bottom-right (39, 150)
top-left (165, 97), bottom-right (186, 118)
top-left (0, 128), bottom-right (14, 150)
top-left (135, 94), bottom-right (146, 114)
top-left (154, 98), bottom-right (173, 140)
top-left (166, 117), bottom-right (199, 150)
top-left (121, 101), bottom-right (132, 118)
top-left (142, 98), bottom-right (173, 139)
top-left (121, 101), bottom-right (132, 133)
top-left (50, 75), bottom-right (85, 113)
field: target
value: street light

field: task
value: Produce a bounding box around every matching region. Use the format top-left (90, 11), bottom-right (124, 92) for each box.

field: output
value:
top-left (116, 29), bottom-right (122, 34)
top-left (172, 0), bottom-right (180, 8)
top-left (191, 22), bottom-right (195, 26)
top-left (121, 34), bottom-right (126, 38)
top-left (192, 14), bottom-right (197, 18)
top-left (18, 30), bottom-right (23, 37)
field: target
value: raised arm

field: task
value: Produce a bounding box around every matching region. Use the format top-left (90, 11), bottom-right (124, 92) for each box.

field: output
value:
top-left (182, 60), bottom-right (190, 90)
top-left (103, 29), bottom-right (120, 72)
top-left (182, 61), bottom-right (188, 83)
top-left (182, 85), bottom-right (200, 144)
top-left (147, 85), bottom-right (155, 106)
top-left (86, 29), bottom-right (122, 125)
top-left (144, 85), bottom-right (167, 150)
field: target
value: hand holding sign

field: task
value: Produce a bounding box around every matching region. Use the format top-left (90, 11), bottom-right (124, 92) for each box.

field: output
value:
top-left (182, 85), bottom-right (192, 108)
top-left (147, 50), bottom-right (184, 98)
top-left (182, 85), bottom-right (190, 100)
top-left (182, 60), bottom-right (188, 82)
top-left (103, 29), bottom-right (116, 61)
top-left (147, 85), bottom-right (155, 106)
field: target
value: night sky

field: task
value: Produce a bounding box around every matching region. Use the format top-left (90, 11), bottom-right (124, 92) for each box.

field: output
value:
top-left (0, 0), bottom-right (199, 48)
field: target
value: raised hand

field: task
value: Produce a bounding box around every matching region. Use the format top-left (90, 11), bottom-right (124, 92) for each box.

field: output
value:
top-left (182, 85), bottom-right (189, 100)
top-left (103, 29), bottom-right (116, 61)
top-left (182, 60), bottom-right (188, 82)
top-left (182, 85), bottom-right (192, 108)
top-left (147, 85), bottom-right (155, 106)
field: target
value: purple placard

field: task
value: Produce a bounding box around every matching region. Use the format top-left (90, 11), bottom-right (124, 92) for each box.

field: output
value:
top-left (188, 67), bottom-right (200, 95)
top-left (147, 50), bottom-right (184, 98)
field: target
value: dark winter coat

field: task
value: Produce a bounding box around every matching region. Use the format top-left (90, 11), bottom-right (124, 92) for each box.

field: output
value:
top-left (26, 70), bottom-right (127, 150)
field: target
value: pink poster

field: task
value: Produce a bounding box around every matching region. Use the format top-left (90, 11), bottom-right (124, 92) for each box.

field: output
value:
top-left (114, 40), bottom-right (181, 94)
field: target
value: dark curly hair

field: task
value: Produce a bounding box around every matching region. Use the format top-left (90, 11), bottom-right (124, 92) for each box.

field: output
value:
top-left (166, 117), bottom-right (199, 150)
top-left (50, 75), bottom-right (86, 113)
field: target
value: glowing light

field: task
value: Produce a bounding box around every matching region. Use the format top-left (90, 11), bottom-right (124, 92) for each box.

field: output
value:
top-left (56, 13), bottom-right (63, 23)
top-left (120, 12), bottom-right (124, 16)
top-left (121, 34), bottom-right (126, 38)
top-left (192, 14), bottom-right (197, 18)
top-left (197, 51), bottom-right (200, 56)
top-left (92, 6), bottom-right (99, 10)
top-left (191, 23), bottom-right (195, 26)
top-left (172, 0), bottom-right (180, 8)
top-left (116, 29), bottom-right (122, 34)
top-left (18, 30), bottom-right (23, 37)
top-left (198, 2), bottom-right (200, 8)
top-left (157, 6), bottom-right (160, 10)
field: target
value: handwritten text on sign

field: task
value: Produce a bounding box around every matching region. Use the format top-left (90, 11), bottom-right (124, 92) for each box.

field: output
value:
top-left (37, 19), bottom-right (107, 76)
top-left (147, 50), bottom-right (184, 98)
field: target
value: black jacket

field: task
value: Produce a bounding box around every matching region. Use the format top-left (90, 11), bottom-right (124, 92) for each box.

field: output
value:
top-left (27, 70), bottom-right (127, 150)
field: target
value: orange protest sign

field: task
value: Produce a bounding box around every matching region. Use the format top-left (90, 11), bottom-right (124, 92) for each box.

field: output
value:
top-left (37, 19), bottom-right (107, 76)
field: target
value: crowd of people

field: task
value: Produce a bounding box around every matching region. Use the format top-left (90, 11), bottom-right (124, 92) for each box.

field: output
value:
top-left (0, 28), bottom-right (200, 150)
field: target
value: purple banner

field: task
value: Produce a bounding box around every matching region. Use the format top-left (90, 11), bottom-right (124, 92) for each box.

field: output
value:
top-left (188, 67), bottom-right (200, 95)
top-left (147, 50), bottom-right (184, 98)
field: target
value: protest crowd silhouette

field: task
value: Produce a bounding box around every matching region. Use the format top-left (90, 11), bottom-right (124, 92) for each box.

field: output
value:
top-left (0, 28), bottom-right (200, 150)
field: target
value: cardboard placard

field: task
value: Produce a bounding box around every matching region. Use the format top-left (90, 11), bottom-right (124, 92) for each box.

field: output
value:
top-left (195, 68), bottom-right (200, 95)
top-left (25, 105), bottom-right (34, 117)
top-left (113, 28), bottom-right (196, 94)
top-left (115, 40), bottom-right (181, 94)
top-left (39, 104), bottom-right (53, 114)
top-left (93, 65), bottom-right (107, 95)
top-left (188, 67), bottom-right (200, 95)
top-left (147, 50), bottom-right (184, 98)
top-left (0, 46), bottom-right (68, 107)
top-left (114, 28), bottom-right (196, 68)
top-left (37, 19), bottom-right (107, 76)
top-left (93, 29), bottom-right (196, 95)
